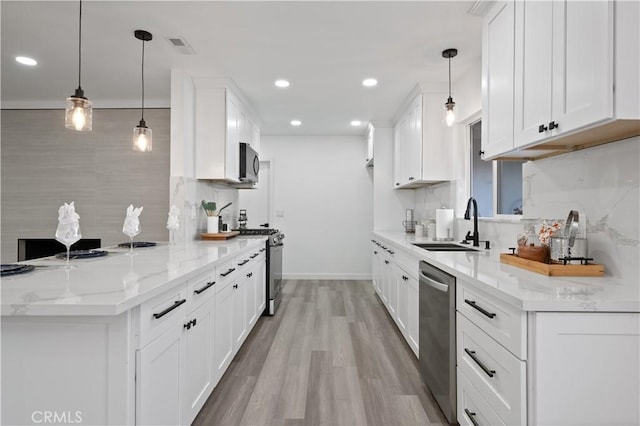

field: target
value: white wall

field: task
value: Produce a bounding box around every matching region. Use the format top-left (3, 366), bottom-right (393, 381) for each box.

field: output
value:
top-left (261, 135), bottom-right (373, 279)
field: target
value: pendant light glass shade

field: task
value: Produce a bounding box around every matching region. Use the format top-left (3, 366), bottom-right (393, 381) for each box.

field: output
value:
top-left (65, 91), bottom-right (92, 131)
top-left (66, 0), bottom-right (92, 132)
top-left (442, 48), bottom-right (458, 127)
top-left (133, 30), bottom-right (152, 152)
top-left (133, 120), bottom-right (152, 152)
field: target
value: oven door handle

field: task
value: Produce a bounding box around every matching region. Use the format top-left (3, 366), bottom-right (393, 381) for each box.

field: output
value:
top-left (419, 271), bottom-right (449, 293)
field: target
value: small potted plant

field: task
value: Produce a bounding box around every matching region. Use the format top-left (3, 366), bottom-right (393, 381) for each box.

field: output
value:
top-left (201, 200), bottom-right (218, 233)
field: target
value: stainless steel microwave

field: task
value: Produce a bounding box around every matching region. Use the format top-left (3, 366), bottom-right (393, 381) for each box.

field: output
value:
top-left (239, 142), bottom-right (259, 183)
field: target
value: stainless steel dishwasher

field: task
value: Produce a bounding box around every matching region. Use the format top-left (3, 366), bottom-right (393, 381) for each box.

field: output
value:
top-left (419, 260), bottom-right (456, 424)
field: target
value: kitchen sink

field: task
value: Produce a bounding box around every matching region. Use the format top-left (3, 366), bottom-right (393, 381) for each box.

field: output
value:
top-left (413, 243), bottom-right (479, 252)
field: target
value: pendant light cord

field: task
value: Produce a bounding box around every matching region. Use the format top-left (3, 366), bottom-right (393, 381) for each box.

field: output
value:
top-left (141, 38), bottom-right (145, 121)
top-left (78, 0), bottom-right (82, 88)
top-left (448, 56), bottom-right (451, 98)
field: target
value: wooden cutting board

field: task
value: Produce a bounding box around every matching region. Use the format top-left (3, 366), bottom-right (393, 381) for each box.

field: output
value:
top-left (201, 231), bottom-right (240, 240)
top-left (500, 253), bottom-right (604, 276)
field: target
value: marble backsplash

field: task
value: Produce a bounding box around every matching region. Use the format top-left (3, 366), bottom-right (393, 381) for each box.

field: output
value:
top-left (170, 177), bottom-right (239, 243)
top-left (414, 136), bottom-right (640, 281)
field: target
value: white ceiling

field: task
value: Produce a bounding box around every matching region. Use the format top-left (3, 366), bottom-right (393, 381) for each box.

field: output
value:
top-left (1, 1), bottom-right (484, 136)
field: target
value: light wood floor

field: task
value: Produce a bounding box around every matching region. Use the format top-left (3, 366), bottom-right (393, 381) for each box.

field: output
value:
top-left (193, 279), bottom-right (448, 426)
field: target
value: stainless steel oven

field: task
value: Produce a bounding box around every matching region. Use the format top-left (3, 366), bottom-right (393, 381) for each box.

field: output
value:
top-left (419, 260), bottom-right (456, 423)
top-left (236, 228), bottom-right (284, 316)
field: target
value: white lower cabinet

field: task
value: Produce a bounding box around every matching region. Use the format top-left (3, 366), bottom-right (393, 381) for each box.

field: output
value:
top-left (214, 282), bottom-right (234, 378)
top-left (136, 244), bottom-right (268, 426)
top-left (370, 238), bottom-right (419, 358)
top-left (136, 321), bottom-right (184, 426)
top-left (182, 296), bottom-right (216, 424)
top-left (457, 280), bottom-right (640, 425)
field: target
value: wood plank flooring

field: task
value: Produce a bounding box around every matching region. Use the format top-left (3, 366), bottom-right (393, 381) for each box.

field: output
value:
top-left (193, 280), bottom-right (448, 426)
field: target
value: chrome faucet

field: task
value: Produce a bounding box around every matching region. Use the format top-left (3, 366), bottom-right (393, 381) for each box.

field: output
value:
top-left (463, 197), bottom-right (480, 247)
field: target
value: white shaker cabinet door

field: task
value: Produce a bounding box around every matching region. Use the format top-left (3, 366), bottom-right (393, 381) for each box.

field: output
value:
top-left (513, 0), bottom-right (553, 148)
top-left (395, 265), bottom-right (409, 337)
top-left (214, 283), bottom-right (234, 380)
top-left (407, 273), bottom-right (419, 357)
top-left (481, 1), bottom-right (515, 159)
top-left (232, 277), bottom-right (248, 350)
top-left (136, 325), bottom-right (184, 426)
top-left (256, 258), bottom-right (267, 315)
top-left (182, 298), bottom-right (215, 425)
top-left (225, 94), bottom-right (240, 182)
top-left (551, 0), bottom-right (613, 135)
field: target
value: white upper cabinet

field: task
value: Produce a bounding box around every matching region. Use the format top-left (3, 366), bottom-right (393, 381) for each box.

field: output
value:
top-left (483, 0), bottom-right (640, 160)
top-left (194, 80), bottom-right (261, 182)
top-left (481, 1), bottom-right (515, 159)
top-left (393, 91), bottom-right (453, 188)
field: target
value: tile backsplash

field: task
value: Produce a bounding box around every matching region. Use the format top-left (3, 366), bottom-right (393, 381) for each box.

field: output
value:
top-left (415, 136), bottom-right (639, 282)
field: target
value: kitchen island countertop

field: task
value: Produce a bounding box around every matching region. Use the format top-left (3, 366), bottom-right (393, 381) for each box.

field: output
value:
top-left (374, 231), bottom-right (640, 312)
top-left (1, 237), bottom-right (267, 316)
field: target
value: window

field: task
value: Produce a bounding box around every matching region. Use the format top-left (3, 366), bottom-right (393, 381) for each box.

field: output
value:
top-left (470, 120), bottom-right (523, 217)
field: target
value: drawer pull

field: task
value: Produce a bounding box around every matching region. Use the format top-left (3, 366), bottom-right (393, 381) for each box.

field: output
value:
top-left (194, 281), bottom-right (215, 295)
top-left (260, 248), bottom-right (266, 252)
top-left (384, 260), bottom-right (390, 265)
top-left (464, 348), bottom-right (496, 378)
top-left (464, 409), bottom-right (480, 426)
top-left (250, 253), bottom-right (259, 258)
top-left (464, 299), bottom-right (496, 319)
top-left (220, 268), bottom-right (236, 277)
top-left (233, 284), bottom-right (238, 289)
top-left (238, 259), bottom-right (250, 266)
top-left (152, 299), bottom-right (186, 319)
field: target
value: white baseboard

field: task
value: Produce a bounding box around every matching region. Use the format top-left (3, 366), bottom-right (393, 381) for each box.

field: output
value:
top-left (283, 273), bottom-right (372, 281)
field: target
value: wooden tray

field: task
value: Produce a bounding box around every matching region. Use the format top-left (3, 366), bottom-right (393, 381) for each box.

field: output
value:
top-left (500, 253), bottom-right (604, 277)
top-left (201, 231), bottom-right (240, 240)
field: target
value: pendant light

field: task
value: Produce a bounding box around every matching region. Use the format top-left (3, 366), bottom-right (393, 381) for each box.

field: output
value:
top-left (442, 48), bottom-right (458, 127)
top-left (65, 0), bottom-right (92, 132)
top-left (133, 30), bottom-right (153, 152)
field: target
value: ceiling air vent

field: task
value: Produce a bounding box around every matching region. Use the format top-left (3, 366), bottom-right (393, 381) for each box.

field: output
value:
top-left (165, 36), bottom-right (195, 55)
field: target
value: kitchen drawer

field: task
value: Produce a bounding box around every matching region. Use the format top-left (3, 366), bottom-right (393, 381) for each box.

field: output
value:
top-left (457, 313), bottom-right (526, 425)
top-left (457, 282), bottom-right (527, 358)
top-left (215, 256), bottom-right (239, 293)
top-left (138, 285), bottom-right (188, 348)
top-left (457, 368), bottom-right (506, 426)
top-left (187, 268), bottom-right (216, 311)
top-left (234, 250), bottom-right (253, 274)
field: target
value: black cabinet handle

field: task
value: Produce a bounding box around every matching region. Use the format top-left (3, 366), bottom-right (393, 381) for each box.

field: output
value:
top-left (548, 121), bottom-right (559, 130)
top-left (387, 250), bottom-right (395, 254)
top-left (408, 176), bottom-right (415, 181)
top-left (395, 182), bottom-right (400, 186)
top-left (191, 318), bottom-right (197, 327)
top-left (246, 272), bottom-right (253, 278)
top-left (260, 248), bottom-right (266, 252)
top-left (153, 299), bottom-right (186, 319)
top-left (233, 284), bottom-right (238, 289)
top-left (184, 322), bottom-right (191, 330)
top-left (478, 150), bottom-right (484, 157)
top-left (464, 409), bottom-right (480, 426)
top-left (384, 260), bottom-right (390, 265)
top-left (221, 268), bottom-right (236, 277)
top-left (464, 348), bottom-right (496, 378)
top-left (238, 259), bottom-right (250, 266)
top-left (194, 281), bottom-right (215, 295)
top-left (538, 124), bottom-right (548, 133)
top-left (250, 253), bottom-right (259, 258)
top-left (464, 299), bottom-right (496, 319)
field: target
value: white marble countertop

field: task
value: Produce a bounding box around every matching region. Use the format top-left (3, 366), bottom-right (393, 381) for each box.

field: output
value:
top-left (374, 231), bottom-right (640, 312)
top-left (1, 237), bottom-right (267, 316)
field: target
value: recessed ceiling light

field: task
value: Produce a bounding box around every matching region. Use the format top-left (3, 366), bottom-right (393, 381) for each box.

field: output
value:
top-left (290, 120), bottom-right (301, 126)
top-left (275, 80), bottom-right (290, 88)
top-left (350, 120), bottom-right (362, 126)
top-left (362, 78), bottom-right (378, 87)
top-left (16, 56), bottom-right (37, 66)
